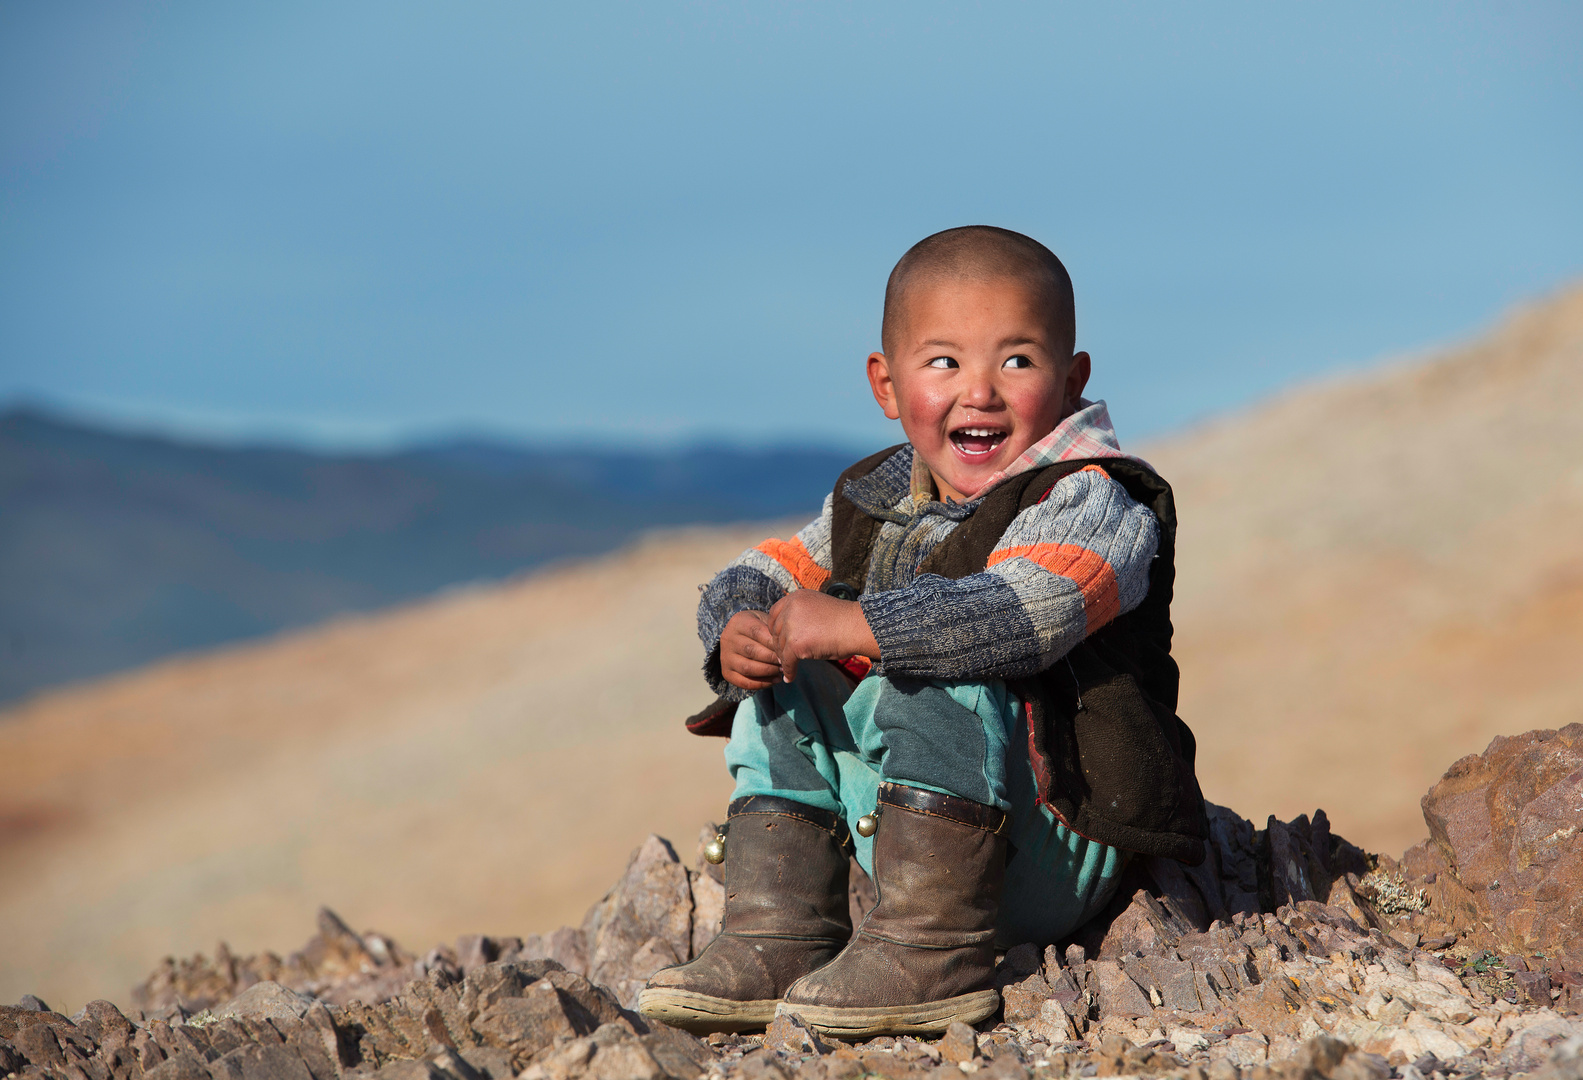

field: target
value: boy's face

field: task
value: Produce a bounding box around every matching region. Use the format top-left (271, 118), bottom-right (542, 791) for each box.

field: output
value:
top-left (867, 276), bottom-right (1090, 502)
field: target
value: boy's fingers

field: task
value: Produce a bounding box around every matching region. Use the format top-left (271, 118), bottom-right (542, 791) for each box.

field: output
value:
top-left (726, 630), bottom-right (778, 663)
top-left (741, 642), bottom-right (780, 666)
top-left (725, 671), bottom-right (775, 691)
top-left (730, 651), bottom-right (781, 676)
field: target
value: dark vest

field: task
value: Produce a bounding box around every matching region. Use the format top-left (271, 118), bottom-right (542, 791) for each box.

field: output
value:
top-left (686, 445), bottom-right (1209, 865)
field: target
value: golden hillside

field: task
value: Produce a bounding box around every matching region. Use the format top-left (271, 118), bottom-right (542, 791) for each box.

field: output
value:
top-left (1160, 283), bottom-right (1583, 854)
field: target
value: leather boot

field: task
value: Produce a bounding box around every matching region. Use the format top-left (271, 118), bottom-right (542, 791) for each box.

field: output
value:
top-left (638, 796), bottom-right (853, 1033)
top-left (776, 782), bottom-right (1008, 1037)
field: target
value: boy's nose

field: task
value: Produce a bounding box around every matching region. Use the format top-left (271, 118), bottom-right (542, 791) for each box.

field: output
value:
top-left (960, 374), bottom-right (1000, 409)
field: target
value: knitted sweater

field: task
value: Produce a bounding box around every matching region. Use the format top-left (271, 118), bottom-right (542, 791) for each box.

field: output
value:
top-left (698, 401), bottom-right (1161, 700)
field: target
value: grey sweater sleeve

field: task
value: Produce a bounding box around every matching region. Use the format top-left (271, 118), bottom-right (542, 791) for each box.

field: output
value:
top-left (696, 495), bottom-right (835, 699)
top-left (859, 467), bottom-right (1159, 680)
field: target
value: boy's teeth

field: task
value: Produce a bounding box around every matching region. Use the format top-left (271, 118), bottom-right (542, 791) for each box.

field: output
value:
top-left (951, 429), bottom-right (1006, 456)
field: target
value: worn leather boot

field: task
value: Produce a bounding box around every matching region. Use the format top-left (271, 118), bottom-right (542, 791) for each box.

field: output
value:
top-left (638, 796), bottom-right (853, 1033)
top-left (776, 782), bottom-right (1008, 1037)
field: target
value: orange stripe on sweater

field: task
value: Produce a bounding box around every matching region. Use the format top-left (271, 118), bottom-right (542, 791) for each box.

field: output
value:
top-left (1035, 463), bottom-right (1110, 503)
top-left (755, 537), bottom-right (831, 591)
top-left (986, 543), bottom-right (1120, 629)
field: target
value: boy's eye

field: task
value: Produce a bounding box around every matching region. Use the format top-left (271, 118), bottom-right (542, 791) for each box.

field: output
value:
top-left (1003, 354), bottom-right (1033, 369)
top-left (927, 356), bottom-right (958, 369)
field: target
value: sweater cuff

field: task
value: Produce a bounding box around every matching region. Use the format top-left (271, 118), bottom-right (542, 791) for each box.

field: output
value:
top-left (859, 587), bottom-right (928, 674)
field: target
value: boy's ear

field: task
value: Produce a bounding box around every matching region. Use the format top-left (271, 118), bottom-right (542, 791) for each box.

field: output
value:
top-left (1064, 351), bottom-right (1092, 415)
top-left (867, 352), bottom-right (901, 420)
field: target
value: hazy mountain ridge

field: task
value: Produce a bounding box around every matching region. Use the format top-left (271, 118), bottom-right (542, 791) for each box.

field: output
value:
top-left (0, 411), bottom-right (857, 702)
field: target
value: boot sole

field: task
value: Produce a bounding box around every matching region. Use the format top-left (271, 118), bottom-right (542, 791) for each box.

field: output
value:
top-left (637, 987), bottom-right (780, 1033)
top-left (775, 989), bottom-right (1001, 1037)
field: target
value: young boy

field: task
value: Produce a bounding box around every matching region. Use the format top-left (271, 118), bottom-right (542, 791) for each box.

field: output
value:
top-left (639, 227), bottom-right (1206, 1038)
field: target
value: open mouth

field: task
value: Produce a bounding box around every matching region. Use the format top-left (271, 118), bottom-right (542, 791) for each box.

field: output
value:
top-left (949, 427), bottom-right (1008, 459)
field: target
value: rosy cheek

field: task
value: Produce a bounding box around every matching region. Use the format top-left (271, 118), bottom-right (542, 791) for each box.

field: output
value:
top-left (1005, 383), bottom-right (1062, 426)
top-left (915, 385), bottom-right (955, 417)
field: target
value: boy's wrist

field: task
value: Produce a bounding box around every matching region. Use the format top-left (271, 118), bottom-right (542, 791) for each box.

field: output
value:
top-left (843, 599), bottom-right (882, 660)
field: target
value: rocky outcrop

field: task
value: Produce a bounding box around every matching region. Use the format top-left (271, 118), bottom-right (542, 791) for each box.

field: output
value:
top-left (1417, 724), bottom-right (1583, 969)
top-left (8, 728), bottom-right (1583, 1080)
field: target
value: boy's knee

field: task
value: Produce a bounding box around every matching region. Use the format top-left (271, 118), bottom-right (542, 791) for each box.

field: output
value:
top-left (869, 676), bottom-right (998, 728)
top-left (863, 678), bottom-right (1002, 807)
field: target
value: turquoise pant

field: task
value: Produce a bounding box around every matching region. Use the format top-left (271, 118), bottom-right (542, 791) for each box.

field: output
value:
top-left (725, 660), bottom-right (1127, 947)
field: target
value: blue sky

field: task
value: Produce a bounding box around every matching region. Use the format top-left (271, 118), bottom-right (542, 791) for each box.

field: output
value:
top-left (2, 2), bottom-right (1579, 451)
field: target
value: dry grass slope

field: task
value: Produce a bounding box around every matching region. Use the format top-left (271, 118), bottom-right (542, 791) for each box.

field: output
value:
top-left (1159, 283), bottom-right (1583, 855)
top-left (1, 282), bottom-right (1579, 1015)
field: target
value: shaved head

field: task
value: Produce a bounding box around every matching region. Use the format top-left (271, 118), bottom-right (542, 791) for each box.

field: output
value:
top-left (881, 226), bottom-right (1075, 358)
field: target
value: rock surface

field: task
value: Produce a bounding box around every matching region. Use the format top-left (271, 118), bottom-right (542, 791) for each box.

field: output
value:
top-left (8, 728), bottom-right (1583, 1080)
top-left (1419, 724), bottom-right (1583, 969)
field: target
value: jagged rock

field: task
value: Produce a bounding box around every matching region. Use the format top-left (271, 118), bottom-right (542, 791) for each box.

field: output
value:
top-left (542, 968), bottom-right (641, 1031)
top-left (1, 1005), bottom-right (98, 1065)
top-left (687, 871), bottom-right (724, 961)
top-left (1421, 724), bottom-right (1583, 967)
top-left (144, 1048), bottom-right (217, 1080)
top-left (1091, 960), bottom-right (1153, 1020)
top-left (937, 1021), bottom-right (977, 1064)
top-left (0, 1038), bottom-right (24, 1076)
top-left (69, 999), bottom-right (136, 1053)
top-left (761, 1014), bottom-right (829, 1056)
top-left (580, 836), bottom-right (694, 1007)
top-left (473, 981), bottom-right (598, 1066)
top-left (521, 927), bottom-right (591, 975)
top-left (998, 972), bottom-right (1052, 1027)
top-left (215, 981), bottom-right (316, 1022)
top-left (209, 1041), bottom-right (319, 1080)
top-left (733, 1047), bottom-right (791, 1080)
top-left (581, 1037), bottom-right (666, 1080)
top-left (455, 935), bottom-right (526, 974)
top-left (636, 1023), bottom-right (712, 1080)
top-left (130, 908), bottom-right (421, 1015)
top-left (1091, 887), bottom-right (1199, 960)
top-left (1121, 954), bottom-right (1205, 1013)
top-left (1206, 804), bottom-right (1263, 918)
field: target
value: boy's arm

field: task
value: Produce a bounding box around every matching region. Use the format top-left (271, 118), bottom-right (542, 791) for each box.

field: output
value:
top-left (697, 494), bottom-right (834, 699)
top-left (858, 466), bottom-right (1159, 680)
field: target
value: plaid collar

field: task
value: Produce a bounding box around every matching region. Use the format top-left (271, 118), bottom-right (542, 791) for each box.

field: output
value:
top-left (846, 398), bottom-right (1146, 518)
top-left (909, 398), bottom-right (1147, 505)
top-left (964, 398), bottom-right (1148, 500)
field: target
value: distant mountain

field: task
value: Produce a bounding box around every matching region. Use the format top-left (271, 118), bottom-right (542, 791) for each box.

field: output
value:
top-left (0, 409), bottom-right (859, 703)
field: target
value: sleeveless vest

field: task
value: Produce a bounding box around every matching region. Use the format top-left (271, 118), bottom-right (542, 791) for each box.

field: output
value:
top-left (686, 445), bottom-right (1209, 865)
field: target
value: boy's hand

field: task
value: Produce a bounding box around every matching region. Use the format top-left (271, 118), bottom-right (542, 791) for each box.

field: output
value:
top-left (720, 610), bottom-right (783, 691)
top-left (768, 590), bottom-right (881, 682)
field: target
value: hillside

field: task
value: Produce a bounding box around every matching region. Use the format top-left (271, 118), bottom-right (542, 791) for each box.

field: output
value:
top-left (1, 282), bottom-right (1579, 1014)
top-left (0, 525), bottom-right (759, 1012)
top-left (0, 413), bottom-right (853, 702)
top-left (1157, 282), bottom-right (1583, 861)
